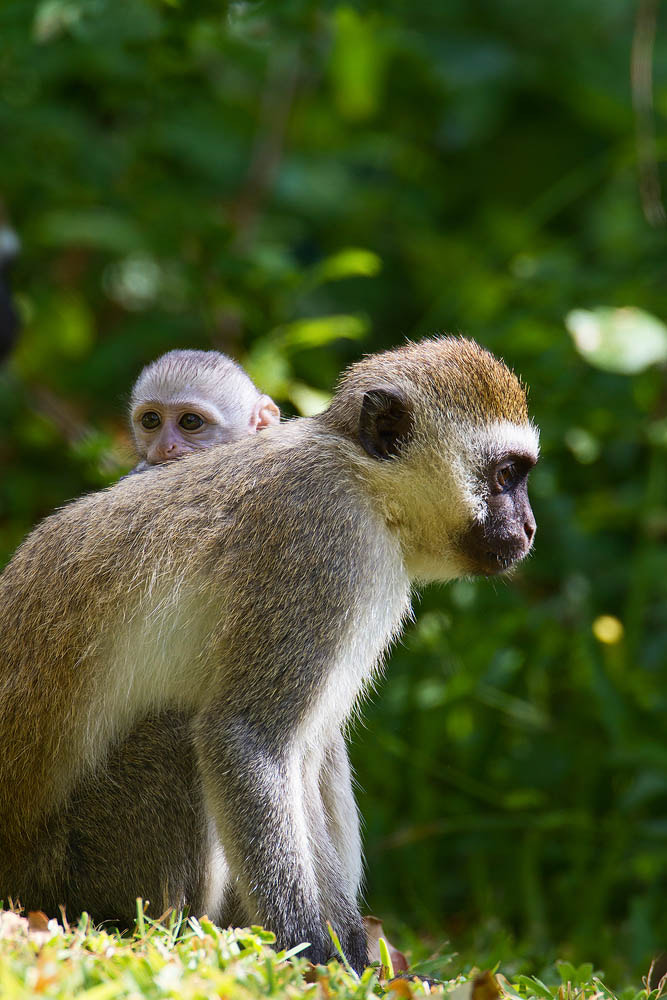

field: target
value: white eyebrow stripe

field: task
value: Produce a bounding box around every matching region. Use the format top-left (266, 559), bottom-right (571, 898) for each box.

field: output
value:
top-left (489, 420), bottom-right (540, 457)
top-left (464, 420), bottom-right (540, 461)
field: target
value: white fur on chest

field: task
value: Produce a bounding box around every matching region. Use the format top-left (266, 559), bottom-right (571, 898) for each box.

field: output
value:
top-left (298, 529), bottom-right (411, 751)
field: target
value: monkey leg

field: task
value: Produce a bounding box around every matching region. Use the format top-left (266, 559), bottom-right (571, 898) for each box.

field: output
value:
top-left (0, 821), bottom-right (69, 918)
top-left (2, 713), bottom-right (209, 924)
top-left (5, 713), bottom-right (210, 927)
top-left (200, 814), bottom-right (249, 928)
top-left (63, 713), bottom-right (209, 926)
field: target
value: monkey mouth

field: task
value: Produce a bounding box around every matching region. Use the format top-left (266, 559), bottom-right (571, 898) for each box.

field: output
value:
top-left (461, 540), bottom-right (530, 577)
top-left (479, 549), bottom-right (523, 576)
top-left (459, 519), bottom-right (533, 577)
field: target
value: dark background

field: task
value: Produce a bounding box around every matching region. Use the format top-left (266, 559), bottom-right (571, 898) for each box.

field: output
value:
top-left (1, 0), bottom-right (666, 985)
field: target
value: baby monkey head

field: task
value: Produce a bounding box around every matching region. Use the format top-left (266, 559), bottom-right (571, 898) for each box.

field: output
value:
top-left (130, 349), bottom-right (279, 466)
top-left (323, 336), bottom-right (539, 583)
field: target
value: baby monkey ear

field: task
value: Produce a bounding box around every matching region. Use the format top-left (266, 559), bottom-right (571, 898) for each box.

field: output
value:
top-left (359, 387), bottom-right (413, 460)
top-left (251, 395), bottom-right (281, 432)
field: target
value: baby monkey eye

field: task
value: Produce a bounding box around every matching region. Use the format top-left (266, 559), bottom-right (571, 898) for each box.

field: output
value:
top-left (179, 413), bottom-right (205, 431)
top-left (140, 411), bottom-right (161, 430)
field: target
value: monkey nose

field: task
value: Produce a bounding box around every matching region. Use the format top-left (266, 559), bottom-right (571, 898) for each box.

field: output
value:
top-left (524, 516), bottom-right (536, 544)
top-left (150, 443), bottom-right (181, 463)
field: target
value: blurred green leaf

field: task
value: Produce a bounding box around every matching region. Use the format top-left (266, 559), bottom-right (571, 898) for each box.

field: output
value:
top-left (565, 307), bottom-right (667, 374)
top-left (288, 382), bottom-right (332, 416)
top-left (13, 293), bottom-right (95, 379)
top-left (36, 209), bottom-right (144, 253)
top-left (244, 342), bottom-right (291, 399)
top-left (556, 962), bottom-right (598, 988)
top-left (309, 248), bottom-right (382, 287)
top-left (33, 0), bottom-right (82, 43)
top-left (330, 7), bottom-right (387, 120)
top-left (274, 314), bottom-right (369, 350)
top-left (515, 977), bottom-right (555, 999)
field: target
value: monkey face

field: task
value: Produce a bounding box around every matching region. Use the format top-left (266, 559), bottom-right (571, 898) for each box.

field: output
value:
top-left (132, 395), bottom-right (278, 466)
top-left (133, 402), bottom-right (241, 464)
top-left (345, 381), bottom-right (538, 584)
top-left (351, 401), bottom-right (539, 582)
top-left (129, 350), bottom-right (280, 469)
top-left (322, 335), bottom-right (539, 584)
top-left (460, 451), bottom-right (536, 576)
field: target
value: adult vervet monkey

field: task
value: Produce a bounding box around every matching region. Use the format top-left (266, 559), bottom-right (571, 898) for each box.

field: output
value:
top-left (0, 337), bottom-right (538, 973)
top-left (129, 349), bottom-right (280, 472)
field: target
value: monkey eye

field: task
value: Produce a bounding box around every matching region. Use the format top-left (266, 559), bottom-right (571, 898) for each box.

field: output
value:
top-left (179, 413), bottom-right (205, 431)
top-left (492, 457), bottom-right (531, 493)
top-left (496, 463), bottom-right (518, 490)
top-left (140, 411), bottom-right (161, 430)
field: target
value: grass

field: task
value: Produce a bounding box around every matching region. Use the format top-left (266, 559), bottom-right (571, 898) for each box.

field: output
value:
top-left (0, 906), bottom-right (665, 1000)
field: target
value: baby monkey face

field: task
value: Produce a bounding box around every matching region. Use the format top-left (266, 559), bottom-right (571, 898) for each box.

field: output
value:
top-left (130, 349), bottom-right (280, 467)
top-left (134, 400), bottom-right (246, 464)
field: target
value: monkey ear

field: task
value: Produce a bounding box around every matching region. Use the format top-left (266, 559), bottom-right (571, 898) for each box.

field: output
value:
top-left (250, 395), bottom-right (281, 432)
top-left (359, 388), bottom-right (413, 460)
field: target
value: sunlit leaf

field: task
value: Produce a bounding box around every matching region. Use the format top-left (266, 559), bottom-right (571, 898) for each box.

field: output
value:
top-left (363, 916), bottom-right (408, 978)
top-left (565, 306), bottom-right (667, 374)
top-left (514, 976), bottom-right (555, 999)
top-left (103, 255), bottom-right (162, 310)
top-left (289, 382), bottom-right (332, 416)
top-left (564, 426), bottom-right (600, 464)
top-left (378, 936), bottom-right (394, 980)
top-left (310, 248), bottom-right (382, 287)
top-left (495, 974), bottom-right (523, 1000)
top-left (244, 343), bottom-right (291, 398)
top-left (277, 314), bottom-right (368, 350)
top-left (556, 962), bottom-right (595, 988)
top-left (330, 7), bottom-right (386, 120)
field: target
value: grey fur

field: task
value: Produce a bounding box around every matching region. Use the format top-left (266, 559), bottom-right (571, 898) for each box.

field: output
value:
top-left (0, 336), bottom-right (537, 973)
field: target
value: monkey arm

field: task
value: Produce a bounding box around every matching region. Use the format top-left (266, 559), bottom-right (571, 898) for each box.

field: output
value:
top-left (318, 735), bottom-right (363, 900)
top-left (306, 734), bottom-right (367, 968)
top-left (185, 468), bottom-right (387, 970)
top-left (192, 711), bottom-right (366, 968)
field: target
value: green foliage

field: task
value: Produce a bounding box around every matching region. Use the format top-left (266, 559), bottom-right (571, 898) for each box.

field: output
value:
top-left (0, 912), bottom-right (379, 999)
top-left (1, 0), bottom-right (667, 985)
top-left (0, 909), bottom-right (660, 1000)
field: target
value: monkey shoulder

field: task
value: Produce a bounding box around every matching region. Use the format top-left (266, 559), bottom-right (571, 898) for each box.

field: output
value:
top-left (237, 438), bottom-right (406, 616)
top-left (219, 429), bottom-right (391, 555)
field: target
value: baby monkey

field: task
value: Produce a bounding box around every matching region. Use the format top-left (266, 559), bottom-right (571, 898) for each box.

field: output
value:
top-left (130, 349), bottom-right (280, 472)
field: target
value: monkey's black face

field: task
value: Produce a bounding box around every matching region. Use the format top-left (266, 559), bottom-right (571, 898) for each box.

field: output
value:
top-left (462, 454), bottom-right (536, 576)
